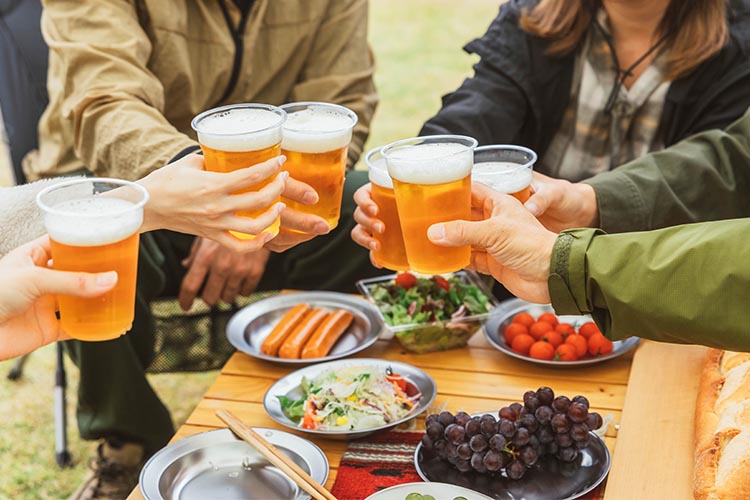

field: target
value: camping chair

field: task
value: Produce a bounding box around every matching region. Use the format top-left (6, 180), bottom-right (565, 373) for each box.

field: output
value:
top-left (0, 0), bottom-right (72, 467)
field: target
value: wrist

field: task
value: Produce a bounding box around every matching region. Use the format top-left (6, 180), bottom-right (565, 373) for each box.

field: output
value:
top-left (136, 176), bottom-right (160, 233)
top-left (576, 183), bottom-right (599, 228)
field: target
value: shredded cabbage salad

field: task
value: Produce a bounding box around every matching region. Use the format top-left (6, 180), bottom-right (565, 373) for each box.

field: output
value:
top-left (278, 366), bottom-right (421, 431)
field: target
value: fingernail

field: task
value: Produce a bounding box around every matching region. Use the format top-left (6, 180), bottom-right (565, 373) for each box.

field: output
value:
top-left (427, 224), bottom-right (445, 242)
top-left (96, 271), bottom-right (118, 287)
top-left (368, 205), bottom-right (378, 217)
top-left (315, 222), bottom-right (330, 234)
top-left (303, 192), bottom-right (319, 205)
top-left (276, 202), bottom-right (286, 214)
top-left (277, 155), bottom-right (287, 166)
top-left (280, 171), bottom-right (289, 181)
top-left (374, 222), bottom-right (385, 234)
top-left (525, 202), bottom-right (540, 216)
top-left (369, 241), bottom-right (379, 251)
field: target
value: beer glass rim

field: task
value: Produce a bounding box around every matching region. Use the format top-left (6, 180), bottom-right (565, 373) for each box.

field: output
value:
top-left (279, 101), bottom-right (358, 134)
top-left (365, 146), bottom-right (385, 171)
top-left (380, 135), bottom-right (478, 162)
top-left (36, 177), bottom-right (150, 218)
top-left (190, 103), bottom-right (287, 137)
top-left (474, 144), bottom-right (537, 171)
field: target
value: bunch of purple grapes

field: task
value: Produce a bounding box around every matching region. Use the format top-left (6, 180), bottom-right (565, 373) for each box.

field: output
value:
top-left (420, 386), bottom-right (603, 480)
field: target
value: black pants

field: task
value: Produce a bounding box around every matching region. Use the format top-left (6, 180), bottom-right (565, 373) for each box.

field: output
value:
top-left (65, 171), bottom-right (387, 454)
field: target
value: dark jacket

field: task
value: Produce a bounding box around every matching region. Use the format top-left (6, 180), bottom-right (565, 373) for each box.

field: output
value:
top-left (421, 0), bottom-right (750, 178)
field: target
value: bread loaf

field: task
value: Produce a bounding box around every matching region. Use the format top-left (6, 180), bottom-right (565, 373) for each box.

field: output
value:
top-left (694, 349), bottom-right (750, 500)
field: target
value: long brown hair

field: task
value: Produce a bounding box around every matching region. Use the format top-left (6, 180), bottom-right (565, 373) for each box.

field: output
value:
top-left (519, 0), bottom-right (729, 80)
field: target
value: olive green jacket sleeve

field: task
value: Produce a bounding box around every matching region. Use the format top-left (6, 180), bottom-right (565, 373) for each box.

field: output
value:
top-left (584, 108), bottom-right (750, 233)
top-left (548, 220), bottom-right (750, 351)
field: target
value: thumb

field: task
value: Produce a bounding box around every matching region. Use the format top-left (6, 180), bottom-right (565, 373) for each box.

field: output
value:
top-left (31, 268), bottom-right (118, 298)
top-left (428, 220), bottom-right (491, 248)
top-left (524, 185), bottom-right (551, 217)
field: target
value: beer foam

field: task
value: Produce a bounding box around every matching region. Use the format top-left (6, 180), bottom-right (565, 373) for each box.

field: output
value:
top-left (473, 161), bottom-right (533, 193)
top-left (45, 198), bottom-right (143, 247)
top-left (385, 143), bottom-right (473, 185)
top-left (196, 108), bottom-right (282, 152)
top-left (281, 107), bottom-right (355, 153)
top-left (367, 157), bottom-right (394, 189)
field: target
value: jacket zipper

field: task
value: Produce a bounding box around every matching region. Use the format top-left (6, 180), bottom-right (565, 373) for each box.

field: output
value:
top-left (215, 0), bottom-right (255, 106)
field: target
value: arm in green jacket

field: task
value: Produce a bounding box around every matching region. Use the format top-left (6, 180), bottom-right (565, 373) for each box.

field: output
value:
top-left (549, 219), bottom-right (750, 351)
top-left (584, 109), bottom-right (750, 233)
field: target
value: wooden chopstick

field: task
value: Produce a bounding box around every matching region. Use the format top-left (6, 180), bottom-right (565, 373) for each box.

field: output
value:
top-left (216, 409), bottom-right (338, 500)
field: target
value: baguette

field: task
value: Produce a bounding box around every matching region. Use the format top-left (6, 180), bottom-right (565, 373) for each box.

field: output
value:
top-left (260, 304), bottom-right (312, 357)
top-left (278, 308), bottom-right (329, 359)
top-left (300, 309), bottom-right (354, 359)
top-left (694, 349), bottom-right (750, 500)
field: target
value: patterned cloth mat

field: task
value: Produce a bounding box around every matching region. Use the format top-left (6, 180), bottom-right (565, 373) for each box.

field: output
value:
top-left (330, 430), bottom-right (604, 500)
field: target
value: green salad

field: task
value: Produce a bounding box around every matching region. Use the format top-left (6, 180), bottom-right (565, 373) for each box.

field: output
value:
top-left (366, 273), bottom-right (492, 353)
top-left (369, 273), bottom-right (490, 326)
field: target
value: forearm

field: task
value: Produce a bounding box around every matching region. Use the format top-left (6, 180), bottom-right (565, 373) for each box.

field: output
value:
top-left (585, 109), bottom-right (750, 233)
top-left (549, 220), bottom-right (750, 351)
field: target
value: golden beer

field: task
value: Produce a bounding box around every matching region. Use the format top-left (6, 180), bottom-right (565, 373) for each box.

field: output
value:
top-left (383, 137), bottom-right (477, 275)
top-left (280, 102), bottom-right (358, 231)
top-left (192, 104), bottom-right (286, 240)
top-left (473, 145), bottom-right (537, 203)
top-left (366, 148), bottom-right (409, 271)
top-left (37, 180), bottom-right (148, 341)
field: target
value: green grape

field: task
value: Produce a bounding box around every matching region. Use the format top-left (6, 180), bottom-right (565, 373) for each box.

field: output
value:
top-left (404, 494), bottom-right (424, 500)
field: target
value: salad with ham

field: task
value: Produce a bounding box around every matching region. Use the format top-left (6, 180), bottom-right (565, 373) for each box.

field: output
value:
top-left (278, 366), bottom-right (421, 431)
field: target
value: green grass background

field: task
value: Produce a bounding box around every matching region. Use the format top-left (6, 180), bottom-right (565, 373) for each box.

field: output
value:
top-left (0, 1), bottom-right (499, 498)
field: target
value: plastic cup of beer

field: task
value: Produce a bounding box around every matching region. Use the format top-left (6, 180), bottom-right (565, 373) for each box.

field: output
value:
top-left (365, 147), bottom-right (409, 271)
top-left (36, 178), bottom-right (149, 341)
top-left (472, 145), bottom-right (537, 203)
top-left (382, 135), bottom-right (477, 275)
top-left (191, 103), bottom-right (286, 240)
top-left (280, 102), bottom-right (358, 231)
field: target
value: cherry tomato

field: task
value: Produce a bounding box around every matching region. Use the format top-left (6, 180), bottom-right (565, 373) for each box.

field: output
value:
top-left (434, 276), bottom-right (451, 291)
top-left (395, 272), bottom-right (417, 289)
top-left (529, 341), bottom-right (555, 360)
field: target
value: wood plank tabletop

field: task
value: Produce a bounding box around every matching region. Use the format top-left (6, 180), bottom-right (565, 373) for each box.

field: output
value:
top-left (128, 328), bottom-right (646, 500)
top-left (602, 341), bottom-right (706, 500)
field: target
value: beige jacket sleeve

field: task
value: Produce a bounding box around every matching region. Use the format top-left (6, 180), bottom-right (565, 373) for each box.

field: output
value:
top-left (289, 0), bottom-right (378, 167)
top-left (0, 178), bottom-right (85, 257)
top-left (41, 0), bottom-right (196, 181)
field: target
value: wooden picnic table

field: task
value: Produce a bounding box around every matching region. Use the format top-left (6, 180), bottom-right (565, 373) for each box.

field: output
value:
top-left (128, 329), bottom-right (707, 500)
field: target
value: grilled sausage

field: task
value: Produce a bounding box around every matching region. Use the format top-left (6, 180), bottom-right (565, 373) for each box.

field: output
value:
top-left (301, 309), bottom-right (354, 359)
top-left (278, 308), bottom-right (330, 359)
top-left (260, 304), bottom-right (312, 356)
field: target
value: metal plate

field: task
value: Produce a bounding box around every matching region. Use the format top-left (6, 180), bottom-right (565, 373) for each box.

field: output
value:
top-left (139, 428), bottom-right (329, 500)
top-left (483, 298), bottom-right (640, 367)
top-left (415, 431), bottom-right (611, 500)
top-left (264, 358), bottom-right (437, 440)
top-left (365, 481), bottom-right (495, 500)
top-left (226, 291), bottom-right (384, 365)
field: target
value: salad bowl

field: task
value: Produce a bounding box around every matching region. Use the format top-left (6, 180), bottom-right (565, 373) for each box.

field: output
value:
top-left (357, 271), bottom-right (500, 353)
top-left (263, 358), bottom-right (437, 440)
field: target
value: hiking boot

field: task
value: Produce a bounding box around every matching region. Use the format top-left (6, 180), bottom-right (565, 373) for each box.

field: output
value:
top-left (68, 440), bottom-right (145, 500)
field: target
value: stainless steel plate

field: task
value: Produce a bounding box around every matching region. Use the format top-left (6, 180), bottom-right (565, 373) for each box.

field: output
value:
top-left (264, 358), bottom-right (437, 440)
top-left (226, 291), bottom-right (384, 365)
top-left (139, 428), bottom-right (329, 500)
top-left (483, 298), bottom-right (640, 367)
top-left (415, 431), bottom-right (611, 500)
top-left (365, 482), bottom-right (495, 500)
